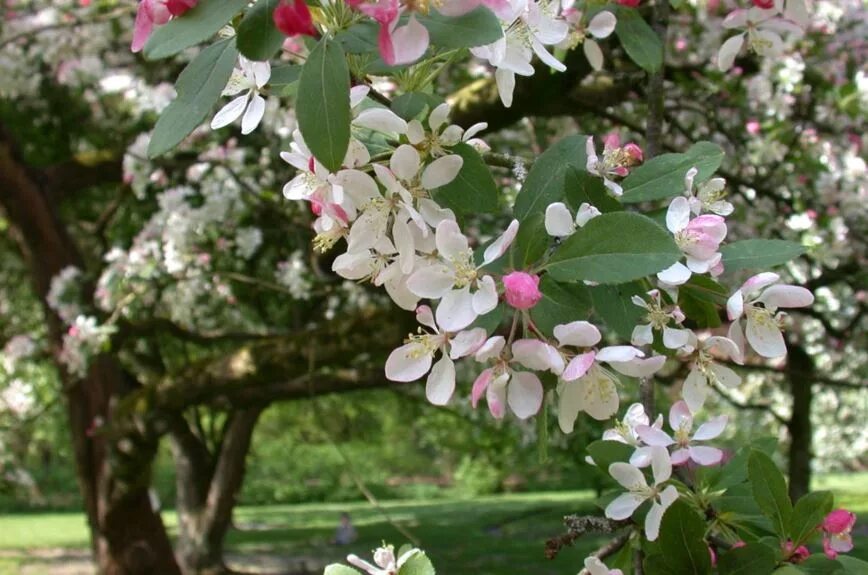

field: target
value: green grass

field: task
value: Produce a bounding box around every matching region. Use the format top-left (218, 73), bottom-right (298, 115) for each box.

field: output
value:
top-left (1, 474), bottom-right (867, 574)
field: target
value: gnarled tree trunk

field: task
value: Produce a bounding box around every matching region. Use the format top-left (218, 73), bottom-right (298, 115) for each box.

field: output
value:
top-left (0, 129), bottom-right (181, 575)
top-left (169, 408), bottom-right (264, 575)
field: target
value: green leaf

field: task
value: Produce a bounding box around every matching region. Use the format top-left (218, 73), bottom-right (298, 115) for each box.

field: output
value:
top-left (588, 282), bottom-right (645, 341)
top-left (431, 143), bottom-right (498, 214)
top-left (614, 7), bottom-right (663, 73)
top-left (712, 437), bottom-right (778, 491)
top-left (336, 22), bottom-right (381, 53)
top-left (587, 440), bottom-right (635, 470)
top-left (236, 0), bottom-right (285, 61)
top-left (644, 554), bottom-right (672, 575)
top-left (789, 491), bottom-right (834, 547)
top-left (718, 544), bottom-right (778, 575)
top-left (546, 212), bottom-right (681, 284)
top-left (530, 276), bottom-right (593, 337)
top-left (514, 135), bottom-right (589, 221)
top-left (721, 240), bottom-right (806, 272)
top-left (471, 304), bottom-right (505, 333)
top-left (748, 450), bottom-right (793, 538)
top-left (658, 500), bottom-right (713, 574)
top-left (621, 142), bottom-right (725, 203)
top-left (296, 37), bottom-right (351, 172)
top-left (565, 168), bottom-right (623, 213)
top-left (391, 92), bottom-right (443, 121)
top-left (398, 552), bottom-right (436, 575)
top-left (837, 556), bottom-right (868, 574)
top-left (417, 7), bottom-right (503, 48)
top-left (774, 567), bottom-right (806, 575)
top-left (799, 555), bottom-right (846, 575)
top-left (512, 213), bottom-right (549, 269)
top-left (269, 64), bottom-right (301, 86)
top-left (324, 565), bottom-right (362, 575)
top-left (678, 275), bottom-right (727, 329)
top-left (144, 0), bottom-right (249, 60)
top-left (148, 38), bottom-right (238, 158)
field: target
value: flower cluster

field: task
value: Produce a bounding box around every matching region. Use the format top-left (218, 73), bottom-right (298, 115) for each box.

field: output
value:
top-left (59, 316), bottom-right (116, 377)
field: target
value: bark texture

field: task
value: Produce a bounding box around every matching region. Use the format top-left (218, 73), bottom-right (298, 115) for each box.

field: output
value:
top-left (787, 344), bottom-right (815, 501)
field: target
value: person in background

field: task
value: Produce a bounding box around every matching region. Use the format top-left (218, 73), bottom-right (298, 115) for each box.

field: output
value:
top-left (333, 512), bottom-right (357, 545)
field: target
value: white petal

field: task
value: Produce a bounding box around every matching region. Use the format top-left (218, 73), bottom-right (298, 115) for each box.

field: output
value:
top-left (385, 343), bottom-right (432, 382)
top-left (757, 285), bottom-right (814, 312)
top-left (557, 380), bottom-right (584, 433)
top-left (650, 446), bottom-right (672, 485)
top-left (449, 328), bottom-right (487, 359)
top-left (669, 400), bottom-right (693, 432)
top-left (406, 120), bottom-right (425, 145)
top-left (495, 68), bottom-right (516, 108)
top-left (575, 202), bottom-right (601, 227)
top-left (210, 95), bottom-right (248, 130)
top-left (426, 356), bottom-right (456, 405)
top-left (429, 102), bottom-right (451, 132)
top-left (384, 275), bottom-right (420, 311)
top-left (472, 275), bottom-right (498, 315)
top-left (531, 38), bottom-right (566, 72)
top-left (507, 371), bottom-right (544, 419)
top-left (588, 11), bottom-right (617, 38)
top-left (717, 33), bottom-right (745, 71)
top-left (354, 108), bottom-right (409, 134)
top-left (390, 15), bottom-right (430, 65)
top-left (645, 502), bottom-right (665, 541)
top-left (606, 492), bottom-right (646, 520)
top-left (726, 290), bottom-right (744, 321)
top-left (739, 272), bottom-right (780, 298)
top-left (706, 336), bottom-right (743, 364)
top-left (580, 372), bottom-right (619, 420)
top-left (349, 85), bottom-right (370, 108)
top-left (663, 326), bottom-right (691, 350)
top-left (545, 202), bottom-right (576, 237)
top-left (240, 94), bottom-right (265, 135)
top-left (682, 368), bottom-right (708, 414)
top-left (406, 264), bottom-right (455, 299)
top-left (596, 345), bottom-right (643, 364)
top-left (631, 323), bottom-right (654, 347)
top-left (422, 155), bottom-right (464, 189)
top-left (689, 445), bottom-right (724, 466)
top-left (463, 122), bottom-right (487, 141)
top-left (486, 373), bottom-right (509, 419)
top-left (636, 425), bottom-right (675, 447)
top-left (554, 321), bottom-right (602, 348)
top-left (436, 287), bottom-right (477, 332)
top-left (666, 196), bottom-right (691, 233)
top-left (435, 219), bottom-right (470, 260)
top-left (415, 305), bottom-right (438, 331)
top-left (482, 219), bottom-right (520, 266)
top-left (710, 362), bottom-right (741, 389)
top-left (391, 144), bottom-right (421, 182)
top-left (657, 262), bottom-right (692, 286)
top-left (609, 355), bottom-right (666, 378)
top-left (475, 336), bottom-right (505, 362)
top-left (693, 415), bottom-right (728, 441)
top-left (511, 340), bottom-right (564, 374)
top-left (392, 217), bottom-right (415, 274)
top-left (746, 317), bottom-right (787, 358)
top-left (608, 462), bottom-right (647, 491)
top-left (562, 351), bottom-right (596, 382)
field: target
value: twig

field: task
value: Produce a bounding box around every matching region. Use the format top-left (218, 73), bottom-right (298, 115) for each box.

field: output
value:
top-left (545, 515), bottom-right (629, 559)
top-left (576, 531), bottom-right (632, 574)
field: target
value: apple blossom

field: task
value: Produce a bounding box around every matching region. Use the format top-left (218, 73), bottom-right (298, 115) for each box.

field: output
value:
top-left (583, 556), bottom-right (623, 575)
top-left (211, 57), bottom-right (270, 135)
top-left (384, 305), bottom-right (487, 405)
top-left (131, 0), bottom-right (196, 53)
top-left (605, 446), bottom-right (679, 541)
top-left (544, 201), bottom-right (600, 238)
top-left (630, 289), bottom-right (692, 350)
top-left (657, 196), bottom-right (727, 286)
top-left (470, 336), bottom-right (546, 420)
top-left (347, 544), bottom-right (420, 575)
top-left (683, 166), bottom-right (733, 216)
top-left (585, 135), bottom-right (642, 196)
top-left (349, 0), bottom-right (430, 66)
top-left (407, 102), bottom-right (488, 158)
top-left (717, 7), bottom-right (804, 72)
top-left (637, 400), bottom-right (728, 466)
top-left (273, 0), bottom-right (317, 37)
top-left (822, 509), bottom-right (856, 559)
top-left (559, 6), bottom-right (617, 71)
top-left (726, 272), bottom-right (814, 358)
top-left (682, 334), bottom-right (743, 412)
top-left (502, 271), bottom-right (543, 310)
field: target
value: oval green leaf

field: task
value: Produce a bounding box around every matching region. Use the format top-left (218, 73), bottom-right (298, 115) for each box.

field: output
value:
top-left (237, 0), bottom-right (285, 61)
top-left (621, 141), bottom-right (725, 203)
top-left (614, 7), bottom-right (663, 73)
top-left (514, 135), bottom-right (590, 221)
top-left (144, 0), bottom-right (249, 60)
top-left (431, 143), bottom-right (498, 214)
top-left (721, 239), bottom-right (806, 272)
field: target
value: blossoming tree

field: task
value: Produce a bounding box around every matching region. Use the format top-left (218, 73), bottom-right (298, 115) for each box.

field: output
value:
top-left (1, 0), bottom-right (865, 573)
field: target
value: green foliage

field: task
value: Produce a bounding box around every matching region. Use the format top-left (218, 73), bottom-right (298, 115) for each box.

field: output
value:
top-left (545, 213), bottom-right (681, 284)
top-left (236, 0), bottom-right (285, 61)
top-left (587, 282), bottom-right (646, 340)
top-left (399, 552), bottom-right (436, 575)
top-left (453, 455), bottom-right (503, 496)
top-left (269, 64), bottom-right (302, 86)
top-left (417, 8), bottom-right (503, 48)
top-left (530, 276), bottom-right (593, 337)
top-left (511, 213), bottom-right (548, 269)
top-left (147, 38), bottom-right (238, 158)
top-left (324, 565), bottom-right (362, 575)
top-left (297, 37), bottom-right (352, 172)
top-left (431, 143), bottom-right (498, 213)
top-left (586, 440), bottom-right (634, 470)
top-left (391, 92), bottom-right (444, 121)
top-left (614, 7), bottom-right (663, 73)
top-left (143, 0), bottom-right (249, 60)
top-left (789, 491), bottom-right (833, 547)
top-left (657, 500), bottom-right (713, 574)
top-left (621, 142), bottom-right (725, 203)
top-left (718, 543), bottom-right (777, 574)
top-left (565, 168), bottom-right (623, 213)
top-left (514, 135), bottom-right (589, 220)
top-left (720, 240), bottom-right (806, 272)
top-left (748, 450), bottom-right (793, 538)
top-left (678, 275), bottom-right (728, 328)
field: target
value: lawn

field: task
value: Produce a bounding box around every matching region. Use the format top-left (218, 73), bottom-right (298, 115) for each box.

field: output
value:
top-left (1, 474), bottom-right (867, 574)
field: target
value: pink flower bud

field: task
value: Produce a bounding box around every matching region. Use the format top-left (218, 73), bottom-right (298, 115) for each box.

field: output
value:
top-left (166, 0), bottom-right (196, 16)
top-left (617, 0), bottom-right (640, 6)
top-left (752, 0), bottom-right (774, 8)
top-left (273, 0), bottom-right (318, 38)
top-left (502, 272), bottom-right (542, 310)
top-left (624, 142), bottom-right (644, 164)
top-left (823, 509), bottom-right (856, 534)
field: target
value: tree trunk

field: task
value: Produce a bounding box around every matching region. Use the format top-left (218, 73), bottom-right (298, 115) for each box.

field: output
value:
top-left (0, 130), bottom-right (181, 575)
top-left (169, 408), bottom-right (264, 575)
top-left (787, 344), bottom-right (814, 501)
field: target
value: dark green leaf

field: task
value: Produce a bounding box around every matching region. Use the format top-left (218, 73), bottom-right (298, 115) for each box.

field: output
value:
top-left (587, 440), bottom-right (635, 470)
top-left (417, 7), bottom-right (503, 48)
top-left (774, 567), bottom-right (806, 574)
top-left (678, 275), bottom-right (727, 329)
top-left (512, 213), bottom-right (549, 269)
top-left (644, 554), bottom-right (671, 575)
top-left (721, 240), bottom-right (806, 272)
top-left (837, 556), bottom-right (868, 574)
top-left (514, 135), bottom-right (589, 221)
top-left (530, 276), bottom-right (593, 337)
top-left (471, 304), bottom-right (505, 333)
top-left (713, 437), bottom-right (777, 491)
top-left (565, 167), bottom-right (623, 213)
top-left (621, 142), bottom-right (725, 203)
top-left (546, 212), bottom-right (681, 284)
top-left (391, 92), bottom-right (443, 121)
top-left (398, 552), bottom-right (436, 575)
top-left (658, 500), bottom-right (713, 574)
top-left (799, 555), bottom-right (846, 575)
top-left (148, 38), bottom-right (238, 158)
top-left (269, 64), bottom-right (301, 86)
top-left (297, 37), bottom-right (351, 172)
top-left (236, 0), bottom-right (285, 61)
top-left (336, 22), bottom-right (381, 54)
top-left (614, 7), bottom-right (663, 73)
top-left (718, 544), bottom-right (777, 575)
top-left (588, 282), bottom-right (645, 341)
top-left (324, 565), bottom-right (362, 575)
top-left (748, 450), bottom-right (793, 538)
top-left (789, 491), bottom-right (833, 547)
top-left (144, 0), bottom-right (249, 60)
top-left (431, 143), bottom-right (498, 214)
